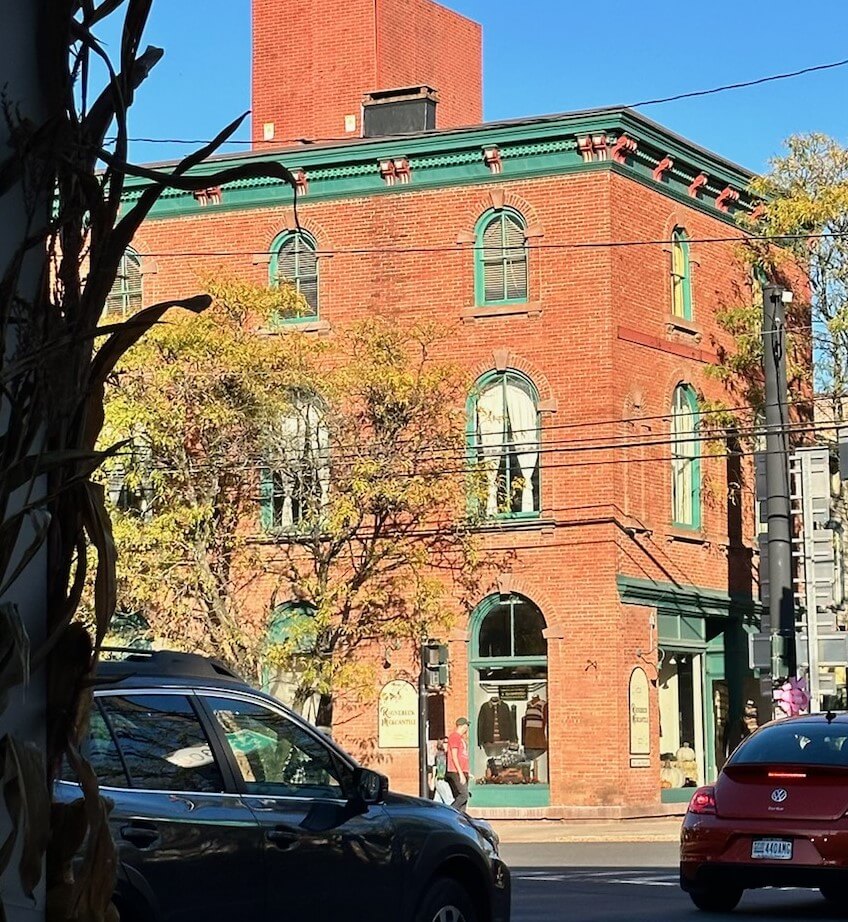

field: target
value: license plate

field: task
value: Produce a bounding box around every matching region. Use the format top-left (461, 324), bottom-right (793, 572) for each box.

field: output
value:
top-left (751, 838), bottom-right (793, 860)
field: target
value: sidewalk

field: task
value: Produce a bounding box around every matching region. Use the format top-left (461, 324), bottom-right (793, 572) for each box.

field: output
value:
top-left (490, 816), bottom-right (683, 844)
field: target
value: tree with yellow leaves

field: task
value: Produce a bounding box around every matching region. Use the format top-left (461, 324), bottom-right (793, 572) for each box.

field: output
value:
top-left (99, 279), bottom-right (482, 724)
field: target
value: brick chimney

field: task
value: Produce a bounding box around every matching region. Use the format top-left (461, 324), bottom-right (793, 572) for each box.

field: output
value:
top-left (251, 0), bottom-right (483, 146)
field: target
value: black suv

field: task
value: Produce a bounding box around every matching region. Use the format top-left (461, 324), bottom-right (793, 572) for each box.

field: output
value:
top-left (56, 650), bottom-right (510, 922)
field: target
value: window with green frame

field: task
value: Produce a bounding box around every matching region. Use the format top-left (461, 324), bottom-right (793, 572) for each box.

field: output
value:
top-left (671, 383), bottom-right (701, 528)
top-left (477, 594), bottom-right (547, 660)
top-left (475, 208), bottom-right (528, 305)
top-left (670, 227), bottom-right (692, 320)
top-left (259, 398), bottom-right (329, 532)
top-left (105, 248), bottom-right (143, 318)
top-left (469, 370), bottom-right (540, 518)
top-left (270, 230), bottom-right (319, 320)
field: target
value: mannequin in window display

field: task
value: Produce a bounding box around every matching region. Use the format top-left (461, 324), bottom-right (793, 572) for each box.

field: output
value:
top-left (476, 696), bottom-right (517, 756)
top-left (521, 694), bottom-right (548, 761)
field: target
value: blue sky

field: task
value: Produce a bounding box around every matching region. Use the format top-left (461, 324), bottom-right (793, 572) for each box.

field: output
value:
top-left (113, 0), bottom-right (848, 172)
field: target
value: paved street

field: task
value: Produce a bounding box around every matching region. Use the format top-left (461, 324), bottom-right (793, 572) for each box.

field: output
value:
top-left (503, 843), bottom-right (846, 921)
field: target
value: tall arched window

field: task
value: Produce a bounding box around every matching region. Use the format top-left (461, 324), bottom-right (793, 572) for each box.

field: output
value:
top-left (475, 208), bottom-right (528, 305)
top-left (270, 230), bottom-right (319, 319)
top-left (260, 396), bottom-right (329, 531)
top-left (671, 384), bottom-right (700, 527)
top-left (469, 371), bottom-right (540, 518)
top-left (670, 227), bottom-right (692, 320)
top-left (105, 248), bottom-right (143, 318)
top-left (469, 593), bottom-right (549, 806)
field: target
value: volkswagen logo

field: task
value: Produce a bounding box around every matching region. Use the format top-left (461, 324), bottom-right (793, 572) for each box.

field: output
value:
top-left (771, 788), bottom-right (788, 803)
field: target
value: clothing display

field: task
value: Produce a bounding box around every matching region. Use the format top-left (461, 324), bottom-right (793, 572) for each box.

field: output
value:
top-left (477, 698), bottom-right (517, 747)
top-left (521, 696), bottom-right (548, 753)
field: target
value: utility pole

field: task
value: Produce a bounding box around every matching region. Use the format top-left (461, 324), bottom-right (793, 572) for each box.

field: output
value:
top-left (763, 284), bottom-right (795, 680)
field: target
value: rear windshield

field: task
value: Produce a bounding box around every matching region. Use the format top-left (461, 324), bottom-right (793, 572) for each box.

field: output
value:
top-left (731, 723), bottom-right (848, 767)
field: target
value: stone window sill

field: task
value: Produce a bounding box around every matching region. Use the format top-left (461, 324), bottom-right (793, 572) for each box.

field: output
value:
top-left (473, 516), bottom-right (555, 534)
top-left (664, 315), bottom-right (702, 341)
top-left (462, 302), bottom-right (542, 321)
top-left (666, 526), bottom-right (707, 545)
top-left (260, 318), bottom-right (332, 335)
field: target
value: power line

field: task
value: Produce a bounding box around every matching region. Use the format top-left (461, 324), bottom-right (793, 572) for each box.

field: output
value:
top-left (115, 417), bottom-right (840, 477)
top-left (108, 57), bottom-right (848, 148)
top-left (120, 230), bottom-right (848, 261)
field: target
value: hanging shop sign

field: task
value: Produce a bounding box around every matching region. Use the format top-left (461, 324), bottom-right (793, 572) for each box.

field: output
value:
top-left (629, 667), bottom-right (651, 767)
top-left (378, 680), bottom-right (418, 748)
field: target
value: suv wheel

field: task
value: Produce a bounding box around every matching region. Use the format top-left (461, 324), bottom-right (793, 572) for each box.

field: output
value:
top-left (688, 886), bottom-right (742, 913)
top-left (415, 878), bottom-right (478, 922)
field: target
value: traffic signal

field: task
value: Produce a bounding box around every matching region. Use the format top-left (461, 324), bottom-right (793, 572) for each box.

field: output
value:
top-left (421, 641), bottom-right (449, 689)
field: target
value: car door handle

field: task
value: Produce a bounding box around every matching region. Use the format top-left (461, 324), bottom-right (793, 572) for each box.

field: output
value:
top-left (265, 826), bottom-right (301, 851)
top-left (120, 823), bottom-right (159, 848)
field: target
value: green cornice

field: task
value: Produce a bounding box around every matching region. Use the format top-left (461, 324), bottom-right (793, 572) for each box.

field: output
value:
top-left (617, 574), bottom-right (759, 621)
top-left (124, 108), bottom-right (756, 224)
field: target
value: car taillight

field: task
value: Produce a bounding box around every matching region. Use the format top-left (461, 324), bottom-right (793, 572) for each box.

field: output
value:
top-left (688, 785), bottom-right (717, 815)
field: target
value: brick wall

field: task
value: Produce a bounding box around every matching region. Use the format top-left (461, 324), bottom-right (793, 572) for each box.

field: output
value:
top-left (251, 0), bottom-right (482, 145)
top-left (131, 165), bottom-right (757, 810)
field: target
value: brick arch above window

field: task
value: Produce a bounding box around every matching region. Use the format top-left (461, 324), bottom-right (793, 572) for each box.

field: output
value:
top-left (469, 352), bottom-right (557, 411)
top-left (456, 190), bottom-right (544, 244)
top-left (256, 214), bottom-right (334, 267)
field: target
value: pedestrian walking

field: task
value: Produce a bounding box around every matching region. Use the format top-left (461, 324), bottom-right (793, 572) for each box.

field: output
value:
top-left (445, 717), bottom-right (471, 812)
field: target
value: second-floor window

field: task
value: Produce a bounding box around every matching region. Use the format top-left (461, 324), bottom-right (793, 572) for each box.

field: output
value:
top-left (470, 371), bottom-right (540, 518)
top-left (671, 383), bottom-right (700, 528)
top-left (261, 399), bottom-right (329, 531)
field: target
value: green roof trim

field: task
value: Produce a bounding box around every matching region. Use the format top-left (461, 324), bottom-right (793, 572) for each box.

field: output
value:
top-left (617, 574), bottom-right (760, 621)
top-left (124, 108), bottom-right (756, 224)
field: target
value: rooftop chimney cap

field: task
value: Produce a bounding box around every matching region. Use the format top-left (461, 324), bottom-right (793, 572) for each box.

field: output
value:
top-left (362, 85), bottom-right (439, 106)
top-left (362, 86), bottom-right (439, 138)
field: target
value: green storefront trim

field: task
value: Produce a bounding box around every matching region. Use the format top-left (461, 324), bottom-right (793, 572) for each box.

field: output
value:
top-left (618, 575), bottom-right (760, 797)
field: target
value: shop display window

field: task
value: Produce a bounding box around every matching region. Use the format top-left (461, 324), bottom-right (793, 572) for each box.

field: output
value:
top-left (470, 594), bottom-right (549, 791)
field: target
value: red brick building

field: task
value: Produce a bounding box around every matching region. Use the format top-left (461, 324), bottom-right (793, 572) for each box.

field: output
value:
top-left (120, 0), bottom-right (766, 816)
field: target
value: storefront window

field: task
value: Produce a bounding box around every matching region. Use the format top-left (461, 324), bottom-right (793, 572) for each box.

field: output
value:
top-left (658, 651), bottom-right (704, 799)
top-left (469, 594), bottom-right (549, 805)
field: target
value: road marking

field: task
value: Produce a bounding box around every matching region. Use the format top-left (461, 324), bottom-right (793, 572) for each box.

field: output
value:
top-left (514, 870), bottom-right (678, 887)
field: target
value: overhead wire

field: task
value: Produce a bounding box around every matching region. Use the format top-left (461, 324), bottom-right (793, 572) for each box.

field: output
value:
top-left (112, 230), bottom-right (848, 261)
top-left (107, 57), bottom-right (848, 148)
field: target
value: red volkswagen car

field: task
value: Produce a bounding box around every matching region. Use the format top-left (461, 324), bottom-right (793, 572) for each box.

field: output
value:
top-left (681, 713), bottom-right (848, 912)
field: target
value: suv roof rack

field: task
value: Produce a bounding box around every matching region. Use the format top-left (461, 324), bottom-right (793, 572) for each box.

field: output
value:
top-left (98, 647), bottom-right (243, 682)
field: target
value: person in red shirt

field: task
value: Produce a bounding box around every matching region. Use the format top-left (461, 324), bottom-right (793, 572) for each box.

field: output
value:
top-left (445, 717), bottom-right (471, 812)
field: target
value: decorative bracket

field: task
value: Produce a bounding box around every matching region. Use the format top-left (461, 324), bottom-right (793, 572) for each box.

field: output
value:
top-left (483, 146), bottom-right (503, 174)
top-left (715, 186), bottom-right (739, 212)
top-left (688, 173), bottom-right (708, 198)
top-left (611, 134), bottom-right (637, 164)
top-left (577, 134), bottom-right (608, 162)
top-left (293, 169), bottom-right (309, 195)
top-left (193, 186), bottom-right (222, 206)
top-left (379, 158), bottom-right (411, 186)
top-left (652, 156), bottom-right (673, 182)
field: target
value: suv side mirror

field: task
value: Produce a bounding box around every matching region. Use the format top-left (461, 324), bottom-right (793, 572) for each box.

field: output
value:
top-left (354, 767), bottom-right (388, 805)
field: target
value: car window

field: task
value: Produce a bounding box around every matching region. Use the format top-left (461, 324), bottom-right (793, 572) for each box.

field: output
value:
top-left (59, 703), bottom-right (130, 788)
top-left (99, 694), bottom-right (225, 793)
top-left (731, 723), bottom-right (848, 767)
top-left (205, 696), bottom-right (347, 799)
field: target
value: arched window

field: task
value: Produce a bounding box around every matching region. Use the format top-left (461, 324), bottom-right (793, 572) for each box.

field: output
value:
top-left (469, 371), bottom-right (540, 518)
top-left (671, 384), bottom-right (700, 527)
top-left (469, 593), bottom-right (549, 804)
top-left (263, 602), bottom-right (319, 715)
top-left (478, 595), bottom-right (547, 659)
top-left (475, 208), bottom-right (528, 305)
top-left (270, 230), bottom-right (319, 319)
top-left (260, 397), bottom-right (329, 531)
top-left (670, 227), bottom-right (692, 320)
top-left (105, 248), bottom-right (143, 318)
